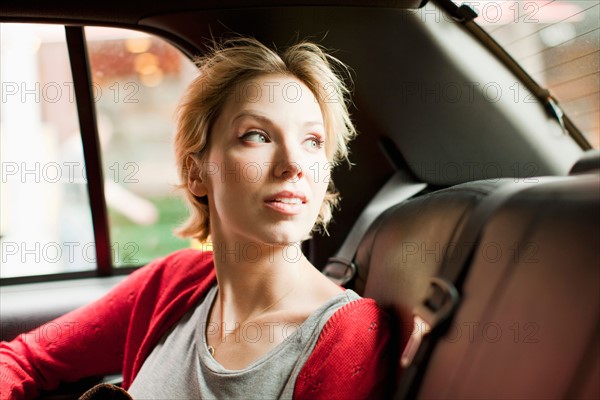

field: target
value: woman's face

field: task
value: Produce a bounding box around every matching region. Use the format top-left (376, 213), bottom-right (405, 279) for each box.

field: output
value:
top-left (194, 74), bottom-right (330, 246)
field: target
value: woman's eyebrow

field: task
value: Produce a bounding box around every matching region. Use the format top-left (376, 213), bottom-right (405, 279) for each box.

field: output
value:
top-left (303, 120), bottom-right (325, 129)
top-left (232, 111), bottom-right (324, 129)
top-left (231, 111), bottom-right (272, 126)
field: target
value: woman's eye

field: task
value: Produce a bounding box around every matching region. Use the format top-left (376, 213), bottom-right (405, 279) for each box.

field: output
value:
top-left (305, 136), bottom-right (325, 150)
top-left (241, 131), bottom-right (270, 143)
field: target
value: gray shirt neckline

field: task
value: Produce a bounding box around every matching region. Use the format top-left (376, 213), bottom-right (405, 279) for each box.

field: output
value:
top-left (197, 284), bottom-right (354, 375)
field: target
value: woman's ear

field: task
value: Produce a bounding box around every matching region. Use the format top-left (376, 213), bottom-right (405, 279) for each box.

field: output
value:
top-left (186, 155), bottom-right (208, 197)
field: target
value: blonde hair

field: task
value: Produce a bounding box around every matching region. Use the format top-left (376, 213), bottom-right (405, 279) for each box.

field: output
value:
top-left (174, 37), bottom-right (356, 241)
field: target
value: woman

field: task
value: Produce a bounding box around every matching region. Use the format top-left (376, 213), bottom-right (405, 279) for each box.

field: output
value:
top-left (0, 38), bottom-right (391, 399)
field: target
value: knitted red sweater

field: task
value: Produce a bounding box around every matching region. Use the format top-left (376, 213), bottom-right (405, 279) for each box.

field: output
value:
top-left (0, 249), bottom-right (392, 399)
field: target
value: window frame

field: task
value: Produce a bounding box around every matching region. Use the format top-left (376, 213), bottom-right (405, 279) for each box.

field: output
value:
top-left (436, 0), bottom-right (593, 150)
top-left (0, 22), bottom-right (198, 285)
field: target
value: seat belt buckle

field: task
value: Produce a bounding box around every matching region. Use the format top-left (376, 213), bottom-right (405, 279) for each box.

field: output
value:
top-left (323, 257), bottom-right (357, 286)
top-left (401, 315), bottom-right (431, 368)
top-left (400, 277), bottom-right (460, 368)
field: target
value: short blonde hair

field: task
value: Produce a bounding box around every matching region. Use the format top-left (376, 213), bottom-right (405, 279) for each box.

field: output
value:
top-left (174, 37), bottom-right (356, 241)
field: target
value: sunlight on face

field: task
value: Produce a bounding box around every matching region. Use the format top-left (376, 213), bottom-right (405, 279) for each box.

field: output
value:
top-left (202, 74), bottom-right (330, 246)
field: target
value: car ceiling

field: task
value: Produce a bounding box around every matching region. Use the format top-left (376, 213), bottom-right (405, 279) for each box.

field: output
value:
top-left (0, 0), bottom-right (426, 24)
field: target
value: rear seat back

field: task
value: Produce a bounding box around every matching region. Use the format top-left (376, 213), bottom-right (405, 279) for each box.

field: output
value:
top-left (420, 175), bottom-right (599, 399)
top-left (354, 179), bottom-right (508, 381)
top-left (356, 175), bottom-right (599, 398)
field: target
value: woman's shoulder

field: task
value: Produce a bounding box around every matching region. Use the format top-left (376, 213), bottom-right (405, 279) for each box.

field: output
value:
top-left (135, 248), bottom-right (215, 282)
top-left (118, 248), bottom-right (216, 306)
top-left (322, 292), bottom-right (391, 339)
top-left (294, 293), bottom-right (393, 399)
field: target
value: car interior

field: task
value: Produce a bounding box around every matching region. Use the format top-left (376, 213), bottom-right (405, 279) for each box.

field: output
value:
top-left (1, 0), bottom-right (599, 398)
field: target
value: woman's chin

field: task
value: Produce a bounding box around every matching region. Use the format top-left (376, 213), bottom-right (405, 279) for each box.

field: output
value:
top-left (258, 229), bottom-right (310, 248)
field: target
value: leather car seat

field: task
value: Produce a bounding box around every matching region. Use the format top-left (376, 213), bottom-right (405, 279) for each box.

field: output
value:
top-left (354, 172), bottom-right (599, 398)
top-left (354, 179), bottom-right (509, 388)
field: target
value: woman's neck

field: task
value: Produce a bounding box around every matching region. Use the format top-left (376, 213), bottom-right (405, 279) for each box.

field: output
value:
top-left (210, 238), bottom-right (308, 323)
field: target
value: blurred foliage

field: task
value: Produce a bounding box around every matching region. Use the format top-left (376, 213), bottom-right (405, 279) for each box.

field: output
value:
top-left (108, 196), bottom-right (189, 267)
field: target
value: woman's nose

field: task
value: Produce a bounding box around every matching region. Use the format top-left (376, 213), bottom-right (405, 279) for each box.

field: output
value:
top-left (273, 143), bottom-right (304, 181)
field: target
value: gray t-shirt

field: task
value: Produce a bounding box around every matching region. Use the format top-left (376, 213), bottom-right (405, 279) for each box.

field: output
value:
top-left (128, 284), bottom-right (360, 399)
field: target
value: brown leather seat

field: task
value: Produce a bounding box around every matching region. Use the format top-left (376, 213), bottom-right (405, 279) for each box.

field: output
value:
top-left (355, 174), bottom-right (599, 398)
top-left (420, 175), bottom-right (599, 399)
top-left (354, 179), bottom-right (508, 388)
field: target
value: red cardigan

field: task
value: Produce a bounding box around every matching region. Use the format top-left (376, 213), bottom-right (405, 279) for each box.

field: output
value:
top-left (0, 249), bottom-right (392, 399)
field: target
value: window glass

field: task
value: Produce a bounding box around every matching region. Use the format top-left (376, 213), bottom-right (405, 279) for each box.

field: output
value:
top-left (85, 27), bottom-right (198, 267)
top-left (1, 23), bottom-right (95, 278)
top-left (469, 0), bottom-right (600, 148)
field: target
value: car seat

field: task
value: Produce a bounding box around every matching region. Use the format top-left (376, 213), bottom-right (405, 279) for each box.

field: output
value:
top-left (354, 169), bottom-right (599, 398)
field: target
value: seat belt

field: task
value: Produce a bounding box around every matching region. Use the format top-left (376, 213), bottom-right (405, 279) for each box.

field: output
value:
top-left (322, 171), bottom-right (427, 286)
top-left (395, 177), bottom-right (567, 399)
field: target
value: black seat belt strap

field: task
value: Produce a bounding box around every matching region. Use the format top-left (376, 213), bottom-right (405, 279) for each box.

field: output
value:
top-left (323, 171), bottom-right (427, 285)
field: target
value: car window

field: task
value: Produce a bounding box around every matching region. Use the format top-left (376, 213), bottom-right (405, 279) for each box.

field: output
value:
top-left (0, 23), bottom-right (95, 278)
top-left (0, 24), bottom-right (198, 279)
top-left (85, 27), bottom-right (197, 268)
top-left (464, 0), bottom-right (599, 148)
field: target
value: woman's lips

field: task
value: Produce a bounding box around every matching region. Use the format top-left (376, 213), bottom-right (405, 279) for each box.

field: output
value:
top-left (264, 191), bottom-right (306, 215)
